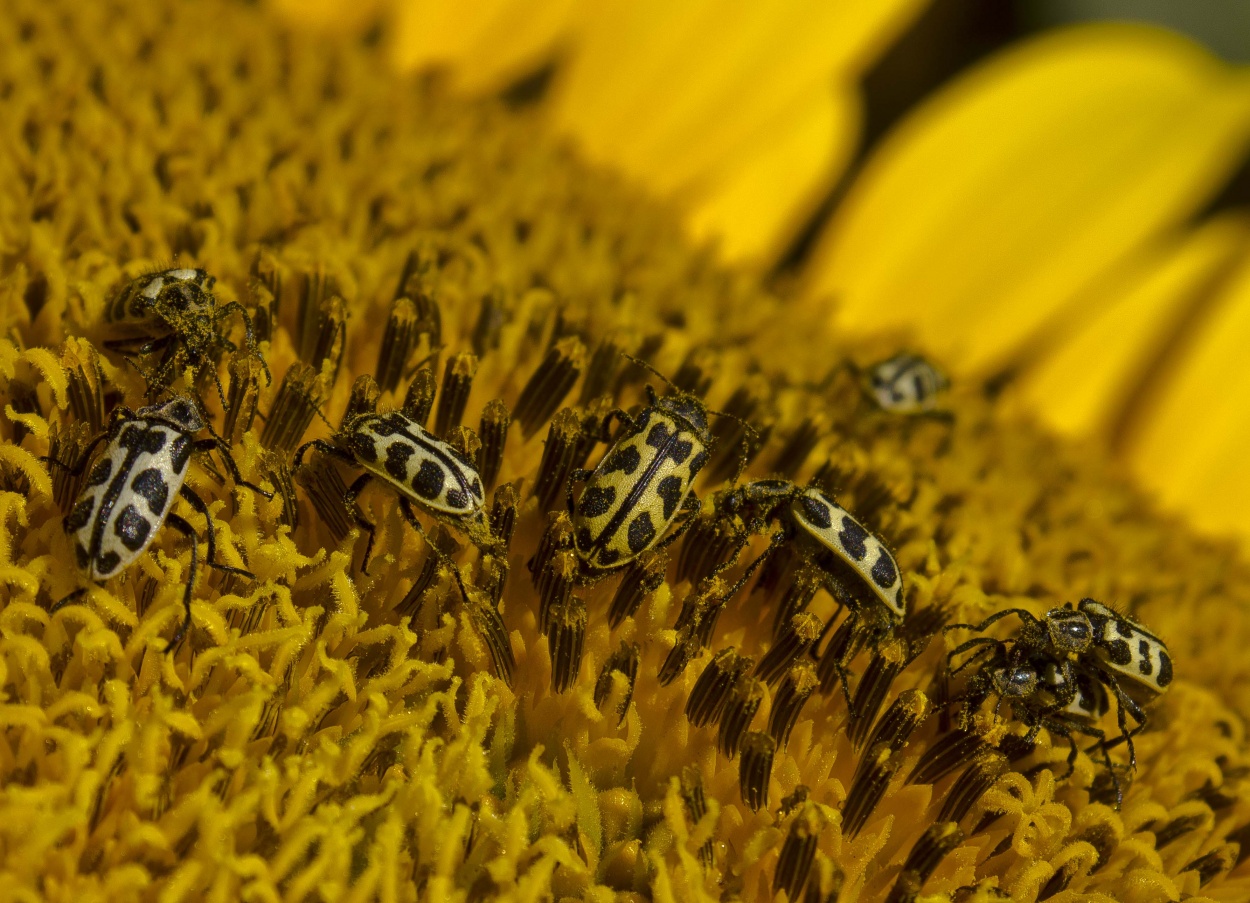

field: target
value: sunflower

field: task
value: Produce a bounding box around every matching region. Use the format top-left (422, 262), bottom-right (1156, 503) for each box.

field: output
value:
top-left (3, 2), bottom-right (1250, 902)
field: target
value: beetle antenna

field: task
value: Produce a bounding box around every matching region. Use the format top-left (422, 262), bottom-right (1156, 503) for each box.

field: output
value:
top-left (620, 351), bottom-right (676, 392)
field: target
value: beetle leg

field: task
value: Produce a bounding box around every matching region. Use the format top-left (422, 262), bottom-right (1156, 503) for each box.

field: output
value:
top-left (163, 511), bottom-right (201, 652)
top-left (343, 473), bottom-right (378, 574)
top-left (179, 484), bottom-right (255, 580)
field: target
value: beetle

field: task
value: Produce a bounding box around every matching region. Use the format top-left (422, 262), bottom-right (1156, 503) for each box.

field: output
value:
top-left (718, 479), bottom-right (905, 626)
top-left (861, 352), bottom-right (949, 415)
top-left (950, 640), bottom-right (1124, 803)
top-left (564, 358), bottom-right (754, 586)
top-left (292, 377), bottom-right (514, 681)
top-left (945, 598), bottom-right (1170, 801)
top-left (102, 266), bottom-right (270, 407)
top-left (50, 395), bottom-right (271, 649)
top-left (713, 478), bottom-right (906, 711)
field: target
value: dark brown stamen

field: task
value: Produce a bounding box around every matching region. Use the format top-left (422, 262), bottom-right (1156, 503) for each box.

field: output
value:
top-left (680, 767), bottom-right (715, 867)
top-left (594, 641), bottom-right (639, 725)
top-left (704, 376), bottom-right (768, 485)
top-left (477, 399), bottom-right (510, 494)
top-left (488, 482), bottom-right (519, 553)
top-left (402, 366), bottom-right (437, 427)
top-left (856, 689), bottom-right (930, 763)
top-left (768, 660), bottom-right (820, 748)
top-left (718, 676), bottom-right (765, 758)
top-left (772, 568), bottom-right (820, 640)
top-left (739, 731), bottom-right (774, 812)
top-left (686, 647), bottom-right (751, 729)
top-left (532, 408), bottom-right (590, 512)
top-left (815, 616), bottom-right (867, 697)
top-left (802, 854), bottom-right (844, 903)
top-left (471, 288), bottom-right (509, 358)
top-left (470, 589), bottom-right (515, 687)
top-left (295, 455), bottom-right (352, 543)
top-left (305, 295), bottom-right (347, 385)
top-left (771, 416), bottom-right (822, 479)
top-left (908, 729), bottom-right (988, 787)
top-left (269, 461), bottom-right (298, 529)
top-left (375, 295), bottom-right (421, 394)
top-left (608, 549), bottom-right (667, 629)
top-left (579, 331), bottom-right (629, 405)
top-left (843, 742), bottom-right (902, 837)
top-left (676, 514), bottom-right (742, 586)
top-left (294, 268), bottom-right (340, 365)
top-left (434, 351), bottom-right (477, 437)
top-left (671, 347), bottom-right (716, 397)
top-left (547, 595), bottom-right (586, 693)
top-left (48, 421), bottom-right (93, 514)
top-left (938, 749), bottom-right (1008, 824)
top-left (756, 612), bottom-right (823, 686)
top-left (514, 337), bottom-right (586, 438)
top-left (773, 803), bottom-right (825, 901)
top-left (884, 822), bottom-right (965, 903)
top-left (260, 363), bottom-right (323, 455)
top-left (343, 373), bottom-right (381, 424)
top-left (394, 525), bottom-right (460, 620)
top-left (848, 647), bottom-right (908, 748)
top-left (1184, 845), bottom-right (1236, 888)
top-left (62, 339), bottom-right (105, 435)
top-left (224, 355), bottom-right (263, 445)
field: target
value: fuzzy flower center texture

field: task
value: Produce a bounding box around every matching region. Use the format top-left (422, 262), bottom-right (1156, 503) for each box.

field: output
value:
top-left (2, 2), bottom-right (1250, 903)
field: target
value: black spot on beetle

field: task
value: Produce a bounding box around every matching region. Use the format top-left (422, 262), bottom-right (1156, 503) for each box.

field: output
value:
top-left (688, 450), bottom-right (708, 477)
top-left (349, 432), bottom-right (378, 463)
top-left (668, 438), bottom-right (693, 464)
top-left (598, 548), bottom-right (621, 567)
top-left (799, 495), bottom-right (833, 529)
top-left (645, 422), bottom-right (673, 450)
top-left (115, 504), bottom-right (151, 552)
top-left (470, 477), bottom-right (483, 500)
top-left (656, 475), bottom-right (684, 520)
top-left (574, 526), bottom-right (593, 552)
top-left (1157, 651), bottom-right (1173, 687)
top-left (74, 541), bottom-right (90, 570)
top-left (66, 497), bottom-right (95, 532)
top-left (1104, 638), bottom-right (1132, 666)
top-left (578, 485), bottom-right (616, 519)
top-left (627, 512), bottom-right (656, 555)
top-left (95, 550), bottom-right (121, 575)
top-left (119, 424), bottom-right (168, 454)
top-left (412, 460), bottom-right (445, 500)
top-left (384, 442), bottom-right (414, 482)
top-left (169, 434), bottom-right (192, 472)
top-left (603, 445), bottom-right (641, 476)
top-left (870, 551), bottom-right (897, 590)
top-left (445, 488), bottom-right (469, 510)
top-left (131, 468), bottom-right (169, 515)
top-left (836, 515), bottom-right (869, 561)
top-left (1115, 619), bottom-right (1133, 638)
top-left (1137, 640), bottom-right (1153, 676)
top-left (86, 458), bottom-right (112, 487)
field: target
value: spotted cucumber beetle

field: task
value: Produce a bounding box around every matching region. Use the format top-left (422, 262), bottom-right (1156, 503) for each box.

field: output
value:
top-left (565, 356), bottom-right (755, 587)
top-left (862, 352), bottom-right (948, 415)
top-left (718, 479), bottom-right (905, 625)
top-left (945, 598), bottom-right (1170, 806)
top-left (50, 396), bottom-right (272, 649)
top-left (102, 267), bottom-right (270, 407)
top-left (950, 641), bottom-right (1122, 801)
top-left (292, 377), bottom-right (514, 681)
top-left (716, 479), bottom-right (905, 710)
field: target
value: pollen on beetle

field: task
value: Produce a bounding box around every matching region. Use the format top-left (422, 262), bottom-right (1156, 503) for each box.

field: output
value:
top-left (7, 0), bottom-right (1250, 899)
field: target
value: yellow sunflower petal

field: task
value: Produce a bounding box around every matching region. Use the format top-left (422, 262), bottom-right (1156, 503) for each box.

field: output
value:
top-left (549, 0), bottom-right (925, 261)
top-left (684, 87), bottom-right (859, 263)
top-left (1126, 256), bottom-right (1250, 540)
top-left (390, 0), bottom-right (576, 94)
top-left (1010, 215), bottom-right (1250, 439)
top-left (807, 23), bottom-right (1250, 375)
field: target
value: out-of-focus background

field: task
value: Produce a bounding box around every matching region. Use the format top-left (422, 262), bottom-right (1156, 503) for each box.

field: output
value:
top-left (791, 0), bottom-right (1250, 269)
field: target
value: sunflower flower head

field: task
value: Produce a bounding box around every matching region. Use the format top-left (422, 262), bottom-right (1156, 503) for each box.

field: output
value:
top-left (3, 2), bottom-right (1250, 902)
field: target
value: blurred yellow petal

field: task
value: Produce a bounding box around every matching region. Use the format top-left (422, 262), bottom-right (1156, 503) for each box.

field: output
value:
top-left (390, 0), bottom-right (575, 94)
top-left (269, 0), bottom-right (382, 32)
top-left (1127, 257), bottom-right (1250, 541)
top-left (685, 86), bottom-right (859, 262)
top-left (549, 0), bottom-right (926, 262)
top-left (807, 23), bottom-right (1250, 374)
top-left (1010, 215), bottom-right (1250, 440)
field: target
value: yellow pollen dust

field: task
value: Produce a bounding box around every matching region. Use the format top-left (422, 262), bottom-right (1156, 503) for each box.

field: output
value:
top-left (2, 2), bottom-right (1250, 902)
